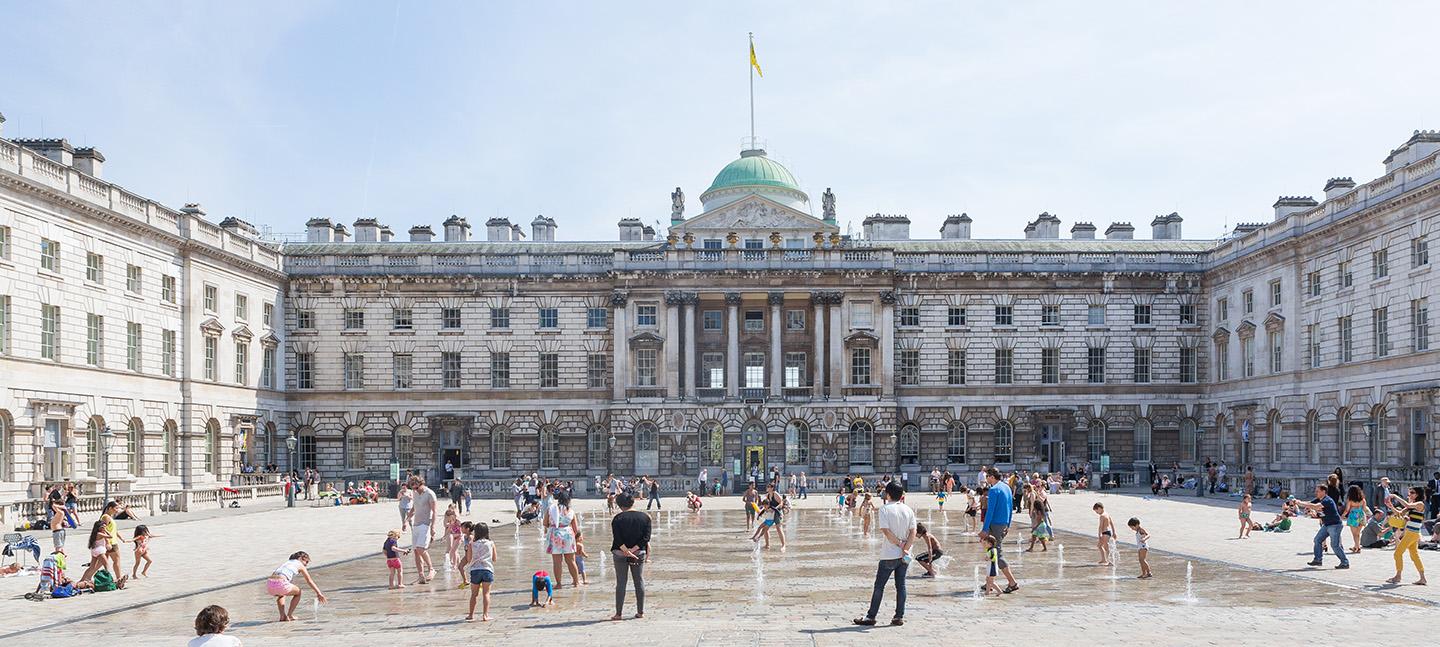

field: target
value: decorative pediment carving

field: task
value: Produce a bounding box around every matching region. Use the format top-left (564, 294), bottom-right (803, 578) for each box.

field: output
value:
top-left (1263, 312), bottom-right (1286, 332)
top-left (674, 197), bottom-right (834, 233)
top-left (1211, 327), bottom-right (1231, 342)
top-left (200, 317), bottom-right (225, 337)
top-left (1236, 319), bottom-right (1257, 338)
top-left (844, 330), bottom-right (880, 344)
top-left (231, 325), bottom-right (254, 341)
top-left (259, 332), bottom-right (281, 348)
top-left (628, 331), bottom-right (665, 347)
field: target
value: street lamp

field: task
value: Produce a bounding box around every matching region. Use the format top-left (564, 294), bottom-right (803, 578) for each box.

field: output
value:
top-left (607, 431), bottom-right (617, 478)
top-left (100, 425), bottom-right (117, 501)
top-left (285, 433), bottom-right (299, 508)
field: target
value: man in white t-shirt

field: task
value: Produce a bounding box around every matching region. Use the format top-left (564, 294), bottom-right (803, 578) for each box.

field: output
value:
top-left (853, 481), bottom-right (917, 627)
top-left (407, 475), bottom-right (438, 583)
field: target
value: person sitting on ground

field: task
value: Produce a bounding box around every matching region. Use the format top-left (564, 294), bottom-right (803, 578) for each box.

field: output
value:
top-left (1262, 498), bottom-right (1299, 532)
top-left (518, 501), bottom-right (540, 525)
top-left (189, 604), bottom-right (243, 647)
top-left (1357, 508), bottom-right (1396, 549)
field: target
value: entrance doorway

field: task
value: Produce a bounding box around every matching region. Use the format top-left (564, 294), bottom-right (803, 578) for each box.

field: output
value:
top-left (1041, 424), bottom-right (1065, 472)
top-left (441, 448), bottom-right (462, 480)
top-left (745, 446), bottom-right (765, 481)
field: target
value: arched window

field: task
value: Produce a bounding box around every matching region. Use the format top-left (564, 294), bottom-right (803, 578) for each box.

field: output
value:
top-left (127, 419), bottom-right (143, 476)
top-left (994, 420), bottom-right (1014, 464)
top-left (491, 427), bottom-right (511, 468)
top-left (702, 421), bottom-right (724, 465)
top-left (588, 426), bottom-right (609, 469)
top-left (204, 419), bottom-right (220, 474)
top-left (1180, 418), bottom-right (1198, 462)
top-left (87, 418), bottom-right (102, 474)
top-left (0, 414), bottom-right (9, 481)
top-left (947, 422), bottom-right (967, 464)
top-left (1134, 419), bottom-right (1152, 463)
top-left (394, 425), bottom-right (414, 468)
top-left (540, 427), bottom-right (559, 469)
top-left (1338, 409), bottom-right (1351, 463)
top-left (1367, 408), bottom-right (1383, 464)
top-left (1215, 414), bottom-right (1228, 463)
top-left (1087, 421), bottom-right (1107, 463)
top-left (344, 426), bottom-right (366, 471)
top-left (784, 420), bottom-right (809, 464)
top-left (163, 421), bottom-right (178, 475)
top-left (635, 422), bottom-right (659, 452)
top-left (1307, 412), bottom-right (1320, 464)
top-left (898, 425), bottom-right (920, 464)
top-left (849, 420), bottom-right (874, 466)
top-left (1268, 412), bottom-right (1282, 464)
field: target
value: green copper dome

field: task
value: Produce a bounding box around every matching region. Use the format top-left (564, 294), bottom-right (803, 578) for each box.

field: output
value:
top-left (704, 149), bottom-right (802, 195)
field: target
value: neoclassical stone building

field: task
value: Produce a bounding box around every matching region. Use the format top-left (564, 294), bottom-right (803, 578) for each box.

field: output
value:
top-left (1, 118), bottom-right (1437, 498)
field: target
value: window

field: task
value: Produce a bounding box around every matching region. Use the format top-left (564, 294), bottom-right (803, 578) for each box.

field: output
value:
top-left (702, 352), bottom-right (724, 388)
top-left (948, 349), bottom-right (967, 385)
top-left (160, 329), bottom-right (175, 377)
top-left (126, 264), bottom-right (142, 294)
top-left (1242, 290), bottom-right (1254, 315)
top-left (296, 430), bottom-right (317, 470)
top-left (994, 349), bottom-right (1013, 384)
top-left (490, 307), bottom-right (510, 328)
top-left (0, 296), bottom-right (12, 354)
top-left (203, 284), bottom-right (217, 312)
top-left (849, 420), bottom-right (874, 465)
top-left (540, 352), bottom-right (559, 388)
top-left (297, 310), bottom-right (315, 329)
top-left (344, 308), bottom-right (365, 330)
top-left (702, 238), bottom-right (722, 249)
top-left (1307, 323), bottom-right (1321, 368)
top-left (636, 304), bottom-right (657, 327)
top-left (296, 352), bottom-right (314, 389)
top-left (394, 426), bottom-right (414, 467)
top-left (204, 421), bottom-right (219, 474)
top-left (1087, 421), bottom-right (1107, 462)
top-left (1041, 348), bottom-right (1060, 384)
top-left (1041, 304), bottom-right (1060, 326)
top-left (1374, 307), bottom-right (1390, 357)
top-left (1088, 304), bottom-right (1106, 326)
top-left (994, 305), bottom-right (1013, 326)
top-left (850, 347), bottom-right (872, 384)
top-left (158, 275), bottom-right (174, 303)
top-left (785, 309), bottom-right (806, 331)
top-left (1134, 419), bottom-right (1152, 463)
top-left (744, 352), bottom-right (765, 388)
top-left (1413, 236), bottom-right (1430, 268)
top-left (899, 306), bottom-right (920, 327)
top-left (636, 348), bottom-right (658, 386)
top-left (490, 352), bottom-right (511, 388)
top-left (1133, 304), bottom-right (1152, 325)
top-left (538, 307), bottom-right (558, 329)
top-left (1339, 260), bottom-right (1353, 288)
top-left (785, 420), bottom-right (809, 464)
top-left (87, 313), bottom-right (104, 366)
top-left (1414, 298), bottom-right (1430, 352)
top-left (851, 301), bottom-right (874, 328)
top-left (1373, 248), bottom-right (1389, 279)
top-left (540, 427), bottom-right (559, 469)
top-left (702, 310), bottom-right (723, 331)
top-left (1217, 298), bottom-right (1229, 321)
top-left (1180, 419), bottom-right (1198, 462)
top-left (1215, 341), bottom-right (1229, 380)
top-left (703, 421), bottom-right (723, 464)
top-left (1269, 280), bottom-right (1282, 307)
top-left (1133, 348), bottom-right (1151, 383)
top-left (261, 347), bottom-right (275, 388)
top-left (783, 352), bottom-right (806, 388)
top-left (85, 252), bottom-right (102, 282)
top-left (744, 310), bottom-right (764, 332)
top-left (41, 304), bottom-right (59, 360)
top-left (345, 427), bottom-right (366, 471)
top-left (86, 419), bottom-right (100, 474)
top-left (39, 239), bottom-right (61, 273)
top-left (263, 303), bottom-right (274, 328)
top-left (1339, 316), bottom-right (1353, 363)
top-left (1180, 303), bottom-right (1196, 325)
top-left (392, 308), bottom-right (413, 330)
top-left (125, 420), bottom-right (140, 475)
top-left (126, 322), bottom-right (142, 372)
top-left (898, 349), bottom-right (920, 385)
top-left (744, 238), bottom-right (764, 250)
top-left (1241, 337), bottom-right (1254, 378)
top-left (994, 420), bottom-right (1013, 463)
top-left (898, 425), bottom-right (920, 464)
top-left (1308, 414), bottom-right (1321, 463)
top-left (1180, 347), bottom-right (1198, 383)
top-left (234, 342), bottom-right (248, 383)
top-left (0, 225), bottom-right (8, 260)
top-left (947, 306), bottom-right (967, 327)
top-left (393, 353), bottom-right (413, 389)
top-left (1268, 330), bottom-right (1282, 373)
top-left (345, 353), bottom-right (364, 389)
top-left (230, 295), bottom-right (246, 322)
top-left (587, 354), bottom-right (608, 388)
top-left (1087, 347), bottom-right (1106, 383)
top-left (586, 307), bottom-right (607, 329)
top-left (442, 307), bottom-right (462, 329)
top-left (443, 352), bottom-right (462, 388)
top-left (1306, 271), bottom-right (1321, 298)
top-left (947, 422), bottom-right (967, 463)
top-left (589, 427), bottom-right (610, 469)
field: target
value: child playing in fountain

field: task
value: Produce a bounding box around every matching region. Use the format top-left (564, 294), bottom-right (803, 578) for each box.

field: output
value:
top-left (859, 493), bottom-right (877, 537)
top-left (935, 489), bottom-right (948, 510)
top-left (530, 570), bottom-right (555, 607)
top-left (915, 522), bottom-right (944, 578)
top-left (1094, 502), bottom-right (1117, 565)
top-left (836, 486), bottom-right (847, 510)
top-left (1128, 517), bottom-right (1151, 579)
top-left (1237, 493), bottom-right (1253, 539)
top-left (962, 487), bottom-right (979, 533)
top-left (574, 531), bottom-right (590, 585)
top-left (464, 524), bottom-right (496, 621)
top-left (382, 529), bottom-right (410, 590)
top-left (981, 534), bottom-right (1003, 596)
top-left (686, 491), bottom-right (703, 512)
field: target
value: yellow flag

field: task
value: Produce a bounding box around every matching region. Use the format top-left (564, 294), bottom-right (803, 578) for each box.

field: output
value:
top-left (750, 41), bottom-right (763, 77)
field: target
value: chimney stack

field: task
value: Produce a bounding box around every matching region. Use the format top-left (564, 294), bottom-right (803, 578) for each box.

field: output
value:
top-left (219, 216), bottom-right (257, 239)
top-left (408, 225), bottom-right (434, 242)
top-left (306, 218), bottom-right (334, 243)
top-left (1070, 222), bottom-right (1096, 239)
top-left (15, 138), bottom-right (74, 166)
top-left (618, 218), bottom-right (644, 241)
top-left (1028, 212), bottom-right (1060, 239)
top-left (862, 214), bottom-right (911, 240)
top-left (1383, 130), bottom-right (1440, 173)
top-left (1232, 222), bottom-right (1265, 236)
top-left (1272, 196), bottom-right (1318, 221)
top-left (485, 218), bottom-right (512, 241)
top-left (353, 218), bottom-right (381, 242)
top-left (1151, 212), bottom-right (1184, 240)
top-left (443, 215), bottom-right (471, 242)
top-left (379, 225), bottom-right (394, 242)
top-left (332, 223), bottom-right (349, 242)
top-left (642, 224), bottom-right (656, 241)
top-left (73, 147), bottom-right (105, 178)
top-left (940, 214), bottom-right (972, 239)
top-left (1104, 222), bottom-right (1135, 240)
top-left (1324, 177), bottom-right (1356, 200)
top-left (531, 215), bottom-right (556, 241)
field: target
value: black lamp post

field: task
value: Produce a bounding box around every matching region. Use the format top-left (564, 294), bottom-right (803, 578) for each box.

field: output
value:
top-left (285, 433), bottom-right (298, 508)
top-left (607, 431), bottom-right (617, 479)
top-left (100, 425), bottom-right (116, 501)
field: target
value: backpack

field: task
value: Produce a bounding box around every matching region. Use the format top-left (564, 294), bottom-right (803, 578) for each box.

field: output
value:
top-left (50, 584), bottom-right (77, 598)
top-left (93, 569), bottom-right (117, 592)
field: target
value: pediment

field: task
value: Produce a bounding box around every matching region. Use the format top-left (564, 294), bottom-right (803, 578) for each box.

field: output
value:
top-left (1263, 312), bottom-right (1286, 332)
top-left (259, 331), bottom-right (281, 347)
top-left (628, 331), bottom-right (665, 346)
top-left (1236, 319), bottom-right (1257, 337)
top-left (844, 330), bottom-right (880, 344)
top-left (200, 317), bottom-right (226, 337)
top-left (1211, 326), bottom-right (1230, 341)
top-left (232, 325), bottom-right (254, 341)
top-left (673, 196), bottom-right (835, 235)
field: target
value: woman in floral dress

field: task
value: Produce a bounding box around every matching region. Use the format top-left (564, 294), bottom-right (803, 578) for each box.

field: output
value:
top-left (545, 489), bottom-right (581, 588)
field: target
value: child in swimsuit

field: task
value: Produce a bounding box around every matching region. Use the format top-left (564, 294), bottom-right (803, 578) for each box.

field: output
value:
top-left (1237, 494), bottom-right (1253, 539)
top-left (936, 490), bottom-right (947, 510)
top-left (915, 522), bottom-right (944, 577)
top-left (859, 493), bottom-right (877, 537)
top-left (130, 525), bottom-right (159, 579)
top-left (1128, 517), bottom-right (1152, 579)
top-left (530, 570), bottom-right (554, 607)
top-left (444, 507), bottom-right (463, 568)
top-left (574, 531), bottom-right (590, 585)
top-left (981, 534), bottom-right (1003, 596)
top-left (1093, 502), bottom-right (1116, 566)
top-left (383, 529), bottom-right (410, 589)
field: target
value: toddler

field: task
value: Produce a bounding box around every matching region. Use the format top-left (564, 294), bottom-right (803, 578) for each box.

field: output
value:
top-left (981, 534), bottom-right (1003, 596)
top-left (131, 525), bottom-right (159, 579)
top-left (575, 531), bottom-right (591, 585)
top-left (1128, 517), bottom-right (1152, 579)
top-left (1237, 494), bottom-right (1253, 539)
top-left (531, 570), bottom-right (555, 607)
top-left (1093, 502), bottom-right (1116, 566)
top-left (383, 529), bottom-right (409, 589)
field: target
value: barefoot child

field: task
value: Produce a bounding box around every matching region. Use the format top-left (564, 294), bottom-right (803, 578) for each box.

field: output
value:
top-left (1237, 494), bottom-right (1253, 539)
top-left (962, 487), bottom-right (979, 533)
top-left (915, 522), bottom-right (944, 577)
top-left (383, 530), bottom-right (410, 589)
top-left (530, 570), bottom-right (555, 607)
top-left (464, 524), bottom-right (496, 621)
top-left (575, 531), bottom-right (591, 585)
top-left (130, 525), bottom-right (159, 578)
top-left (1128, 517), bottom-right (1152, 579)
top-left (1027, 501), bottom-right (1051, 552)
top-left (1093, 503), bottom-right (1116, 565)
top-left (981, 534), bottom-right (1003, 596)
top-left (859, 493), bottom-right (877, 537)
top-left (266, 551), bottom-right (327, 622)
top-left (443, 507), bottom-right (463, 568)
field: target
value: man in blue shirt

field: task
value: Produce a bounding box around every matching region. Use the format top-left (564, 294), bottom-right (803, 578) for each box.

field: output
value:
top-left (979, 467), bottom-right (1020, 593)
top-left (1295, 482), bottom-right (1349, 569)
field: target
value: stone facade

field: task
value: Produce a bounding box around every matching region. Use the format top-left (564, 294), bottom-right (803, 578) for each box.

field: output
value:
top-left (1, 131), bottom-right (1438, 500)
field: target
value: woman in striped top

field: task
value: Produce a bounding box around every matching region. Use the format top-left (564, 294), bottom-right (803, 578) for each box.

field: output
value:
top-left (1384, 487), bottom-right (1427, 586)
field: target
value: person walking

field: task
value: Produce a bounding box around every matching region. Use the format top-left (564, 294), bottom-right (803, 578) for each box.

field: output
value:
top-left (407, 475), bottom-right (439, 583)
top-left (853, 481), bottom-right (916, 627)
top-left (698, 468), bottom-right (708, 497)
top-left (799, 471), bottom-right (808, 499)
top-left (646, 476), bottom-right (662, 511)
top-left (610, 493), bottom-right (651, 620)
top-left (1295, 482), bottom-right (1349, 570)
top-left (1384, 487), bottom-right (1427, 585)
top-left (980, 467), bottom-right (1021, 593)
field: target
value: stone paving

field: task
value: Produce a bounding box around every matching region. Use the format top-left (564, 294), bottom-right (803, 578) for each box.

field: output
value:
top-left (3, 489), bottom-right (1434, 645)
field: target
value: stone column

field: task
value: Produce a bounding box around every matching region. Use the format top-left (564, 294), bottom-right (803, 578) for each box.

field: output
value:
top-left (664, 291), bottom-right (683, 399)
top-left (683, 294), bottom-right (697, 399)
top-left (611, 291), bottom-right (628, 400)
top-left (811, 292), bottom-right (827, 398)
top-left (725, 292), bottom-right (741, 398)
top-left (769, 292), bottom-right (784, 397)
top-left (881, 291), bottom-right (897, 398)
top-left (829, 293), bottom-right (844, 395)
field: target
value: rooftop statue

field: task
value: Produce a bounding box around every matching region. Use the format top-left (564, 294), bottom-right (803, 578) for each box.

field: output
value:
top-left (822, 188), bottom-right (836, 220)
top-left (671, 187), bottom-right (685, 219)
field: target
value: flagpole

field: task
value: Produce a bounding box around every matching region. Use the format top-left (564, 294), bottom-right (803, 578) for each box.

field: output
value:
top-left (748, 32), bottom-right (755, 147)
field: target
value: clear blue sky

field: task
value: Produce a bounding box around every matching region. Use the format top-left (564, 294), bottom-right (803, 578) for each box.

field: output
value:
top-left (3, 1), bottom-right (1436, 241)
